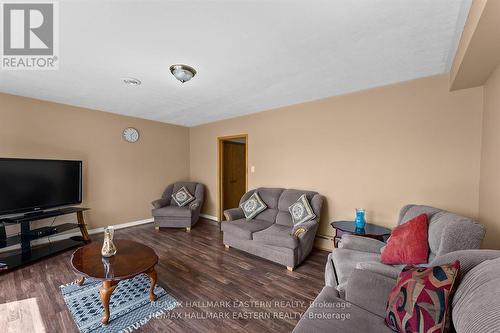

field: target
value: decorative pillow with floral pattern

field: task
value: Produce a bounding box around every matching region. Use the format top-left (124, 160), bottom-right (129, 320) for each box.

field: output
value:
top-left (288, 194), bottom-right (316, 226)
top-left (239, 192), bottom-right (267, 219)
top-left (171, 186), bottom-right (195, 207)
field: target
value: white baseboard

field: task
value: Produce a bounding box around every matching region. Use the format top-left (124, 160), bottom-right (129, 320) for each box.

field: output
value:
top-left (49, 217), bottom-right (154, 242)
top-left (200, 213), bottom-right (219, 222)
top-left (0, 218), bottom-right (154, 253)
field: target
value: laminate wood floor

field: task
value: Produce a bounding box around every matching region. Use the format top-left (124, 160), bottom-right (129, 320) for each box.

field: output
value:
top-left (0, 219), bottom-right (329, 333)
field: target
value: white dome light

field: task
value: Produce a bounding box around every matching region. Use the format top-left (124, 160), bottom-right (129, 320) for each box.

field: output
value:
top-left (170, 64), bottom-right (197, 83)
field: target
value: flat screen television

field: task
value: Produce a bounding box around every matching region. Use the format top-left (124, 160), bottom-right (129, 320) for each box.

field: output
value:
top-left (0, 158), bottom-right (82, 216)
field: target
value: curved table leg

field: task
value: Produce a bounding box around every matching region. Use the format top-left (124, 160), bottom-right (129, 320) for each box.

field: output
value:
top-left (99, 280), bottom-right (118, 325)
top-left (146, 268), bottom-right (157, 301)
top-left (76, 211), bottom-right (90, 243)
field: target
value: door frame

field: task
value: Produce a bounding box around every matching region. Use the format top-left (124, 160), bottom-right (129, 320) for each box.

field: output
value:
top-left (217, 134), bottom-right (248, 222)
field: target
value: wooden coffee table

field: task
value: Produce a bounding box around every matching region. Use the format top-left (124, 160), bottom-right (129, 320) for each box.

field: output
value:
top-left (70, 240), bottom-right (158, 325)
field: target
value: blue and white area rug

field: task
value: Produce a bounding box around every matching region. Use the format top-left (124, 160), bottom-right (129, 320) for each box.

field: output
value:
top-left (61, 274), bottom-right (178, 333)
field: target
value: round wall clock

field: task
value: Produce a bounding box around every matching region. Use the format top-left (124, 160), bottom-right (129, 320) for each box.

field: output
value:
top-left (122, 127), bottom-right (139, 143)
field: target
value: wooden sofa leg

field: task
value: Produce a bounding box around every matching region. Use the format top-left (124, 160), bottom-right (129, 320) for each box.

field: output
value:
top-left (186, 227), bottom-right (191, 232)
top-left (155, 226), bottom-right (160, 232)
top-left (287, 266), bottom-right (294, 272)
top-left (224, 244), bottom-right (230, 250)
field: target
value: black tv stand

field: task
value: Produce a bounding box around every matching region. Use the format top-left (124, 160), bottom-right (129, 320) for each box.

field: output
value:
top-left (0, 207), bottom-right (90, 273)
top-left (23, 210), bottom-right (51, 218)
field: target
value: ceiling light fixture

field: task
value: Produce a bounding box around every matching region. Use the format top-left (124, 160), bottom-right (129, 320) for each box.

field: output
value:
top-left (170, 64), bottom-right (197, 83)
top-left (122, 77), bottom-right (141, 86)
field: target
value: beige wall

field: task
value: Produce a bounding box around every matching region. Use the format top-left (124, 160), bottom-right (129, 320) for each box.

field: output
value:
top-left (0, 75), bottom-right (491, 249)
top-left (190, 75), bottom-right (483, 249)
top-left (479, 65), bottom-right (500, 249)
top-left (0, 93), bottom-right (190, 231)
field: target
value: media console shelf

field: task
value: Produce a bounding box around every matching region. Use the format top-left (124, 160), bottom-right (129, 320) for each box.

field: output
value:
top-left (0, 207), bottom-right (90, 272)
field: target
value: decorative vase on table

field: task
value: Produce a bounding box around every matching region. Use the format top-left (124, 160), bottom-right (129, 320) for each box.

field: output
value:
top-left (355, 208), bottom-right (366, 230)
top-left (101, 226), bottom-right (117, 257)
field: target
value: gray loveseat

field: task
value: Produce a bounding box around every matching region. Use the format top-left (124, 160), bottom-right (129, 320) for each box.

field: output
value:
top-left (326, 204), bottom-right (486, 296)
top-left (222, 188), bottom-right (323, 270)
top-left (293, 249), bottom-right (500, 333)
top-left (151, 181), bottom-right (204, 232)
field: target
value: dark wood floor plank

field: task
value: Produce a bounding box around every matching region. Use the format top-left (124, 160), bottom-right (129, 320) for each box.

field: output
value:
top-left (0, 219), bottom-right (328, 332)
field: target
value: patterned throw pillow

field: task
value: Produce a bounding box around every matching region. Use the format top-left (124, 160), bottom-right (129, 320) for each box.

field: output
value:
top-left (385, 261), bottom-right (461, 333)
top-left (239, 192), bottom-right (267, 219)
top-left (171, 186), bottom-right (195, 207)
top-left (288, 194), bottom-right (316, 226)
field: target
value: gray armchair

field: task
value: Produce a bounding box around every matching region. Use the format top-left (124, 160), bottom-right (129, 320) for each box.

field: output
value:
top-left (325, 204), bottom-right (486, 297)
top-left (152, 182), bottom-right (205, 232)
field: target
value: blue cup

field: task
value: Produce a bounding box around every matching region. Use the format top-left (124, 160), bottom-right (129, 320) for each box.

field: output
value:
top-left (355, 208), bottom-right (366, 229)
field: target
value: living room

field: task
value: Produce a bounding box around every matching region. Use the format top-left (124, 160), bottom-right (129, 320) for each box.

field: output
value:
top-left (0, 1), bottom-right (499, 332)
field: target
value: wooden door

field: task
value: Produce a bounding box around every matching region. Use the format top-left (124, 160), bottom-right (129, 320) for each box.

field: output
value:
top-left (222, 141), bottom-right (246, 211)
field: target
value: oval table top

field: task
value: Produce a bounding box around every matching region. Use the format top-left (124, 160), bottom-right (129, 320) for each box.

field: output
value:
top-left (331, 220), bottom-right (391, 236)
top-left (71, 240), bottom-right (158, 281)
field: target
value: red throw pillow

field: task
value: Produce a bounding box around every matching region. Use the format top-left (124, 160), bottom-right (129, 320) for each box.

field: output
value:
top-left (381, 214), bottom-right (429, 265)
top-left (385, 261), bottom-right (461, 333)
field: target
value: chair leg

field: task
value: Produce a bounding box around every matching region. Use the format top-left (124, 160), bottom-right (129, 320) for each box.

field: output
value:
top-left (224, 244), bottom-right (230, 250)
top-left (287, 266), bottom-right (294, 272)
top-left (186, 227), bottom-right (191, 232)
top-left (155, 226), bottom-right (160, 232)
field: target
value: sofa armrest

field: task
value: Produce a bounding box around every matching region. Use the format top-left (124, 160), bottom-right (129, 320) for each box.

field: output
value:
top-left (151, 198), bottom-right (169, 209)
top-left (224, 208), bottom-right (245, 221)
top-left (344, 268), bottom-right (396, 318)
top-left (292, 220), bottom-right (317, 238)
top-left (338, 234), bottom-right (386, 253)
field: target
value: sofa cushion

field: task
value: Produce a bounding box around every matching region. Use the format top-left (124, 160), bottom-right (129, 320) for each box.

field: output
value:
top-left (171, 186), bottom-right (195, 207)
top-left (452, 257), bottom-right (500, 333)
top-left (251, 188), bottom-right (283, 222)
top-left (331, 248), bottom-right (381, 292)
top-left (253, 224), bottom-right (298, 249)
top-left (289, 194), bottom-right (316, 226)
top-left (385, 261), bottom-right (460, 333)
top-left (381, 214), bottom-right (429, 265)
top-left (292, 286), bottom-right (389, 333)
top-left (152, 205), bottom-right (192, 218)
top-left (240, 192), bottom-right (267, 219)
top-left (276, 189), bottom-right (318, 226)
top-left (275, 211), bottom-right (294, 226)
top-left (256, 188), bottom-right (283, 209)
top-left (221, 219), bottom-right (273, 240)
top-left (345, 269), bottom-right (397, 318)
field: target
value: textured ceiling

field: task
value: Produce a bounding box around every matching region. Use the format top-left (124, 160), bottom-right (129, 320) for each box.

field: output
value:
top-left (0, 0), bottom-right (472, 126)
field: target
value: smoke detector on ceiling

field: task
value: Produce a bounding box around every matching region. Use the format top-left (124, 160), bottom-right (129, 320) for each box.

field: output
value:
top-left (122, 77), bottom-right (141, 86)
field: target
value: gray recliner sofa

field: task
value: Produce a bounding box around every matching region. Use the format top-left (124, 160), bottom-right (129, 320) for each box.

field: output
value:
top-left (325, 204), bottom-right (486, 297)
top-left (151, 181), bottom-right (204, 232)
top-left (222, 187), bottom-right (324, 271)
top-left (294, 249), bottom-right (500, 333)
